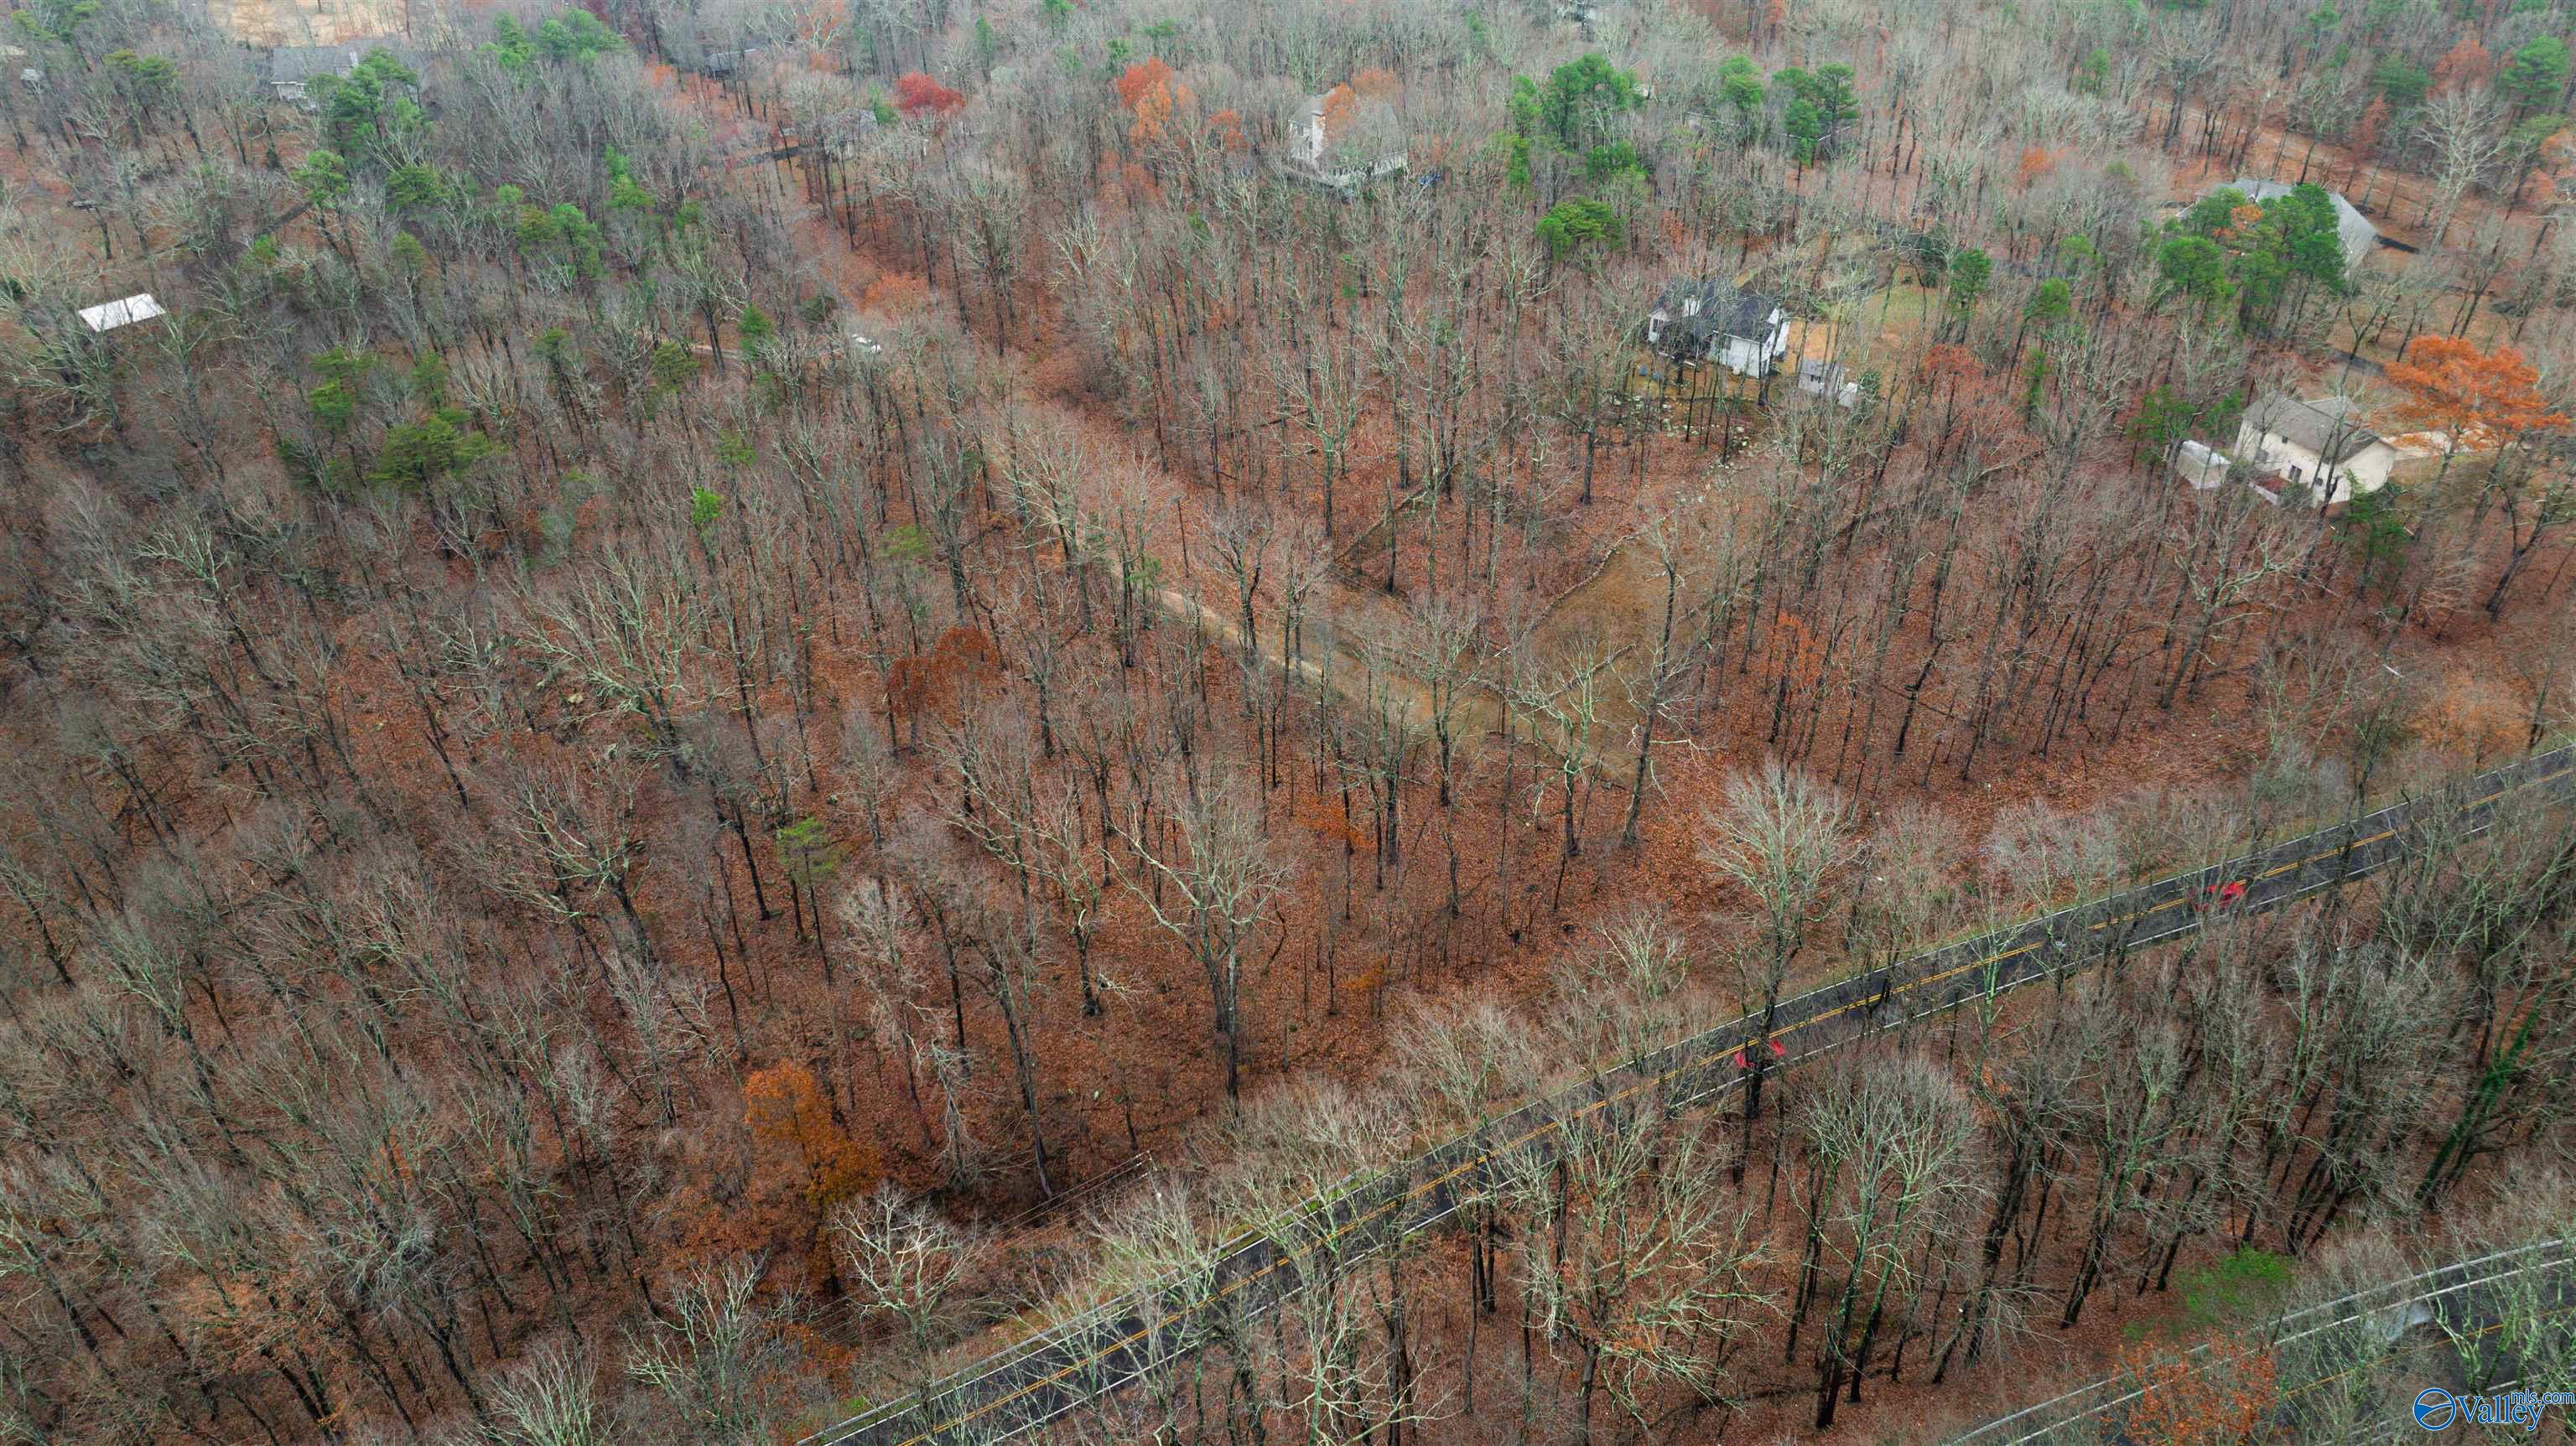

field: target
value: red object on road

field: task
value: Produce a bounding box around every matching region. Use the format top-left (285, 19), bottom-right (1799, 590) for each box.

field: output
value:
top-left (1732, 1050), bottom-right (1748, 1070)
top-left (1770, 1039), bottom-right (1788, 1058)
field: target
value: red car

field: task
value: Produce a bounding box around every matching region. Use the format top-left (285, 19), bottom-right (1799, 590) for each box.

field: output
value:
top-left (2194, 878), bottom-right (2249, 912)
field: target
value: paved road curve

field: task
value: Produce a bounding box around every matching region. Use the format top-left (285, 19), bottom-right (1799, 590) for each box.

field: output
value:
top-left (808, 746), bottom-right (2576, 1446)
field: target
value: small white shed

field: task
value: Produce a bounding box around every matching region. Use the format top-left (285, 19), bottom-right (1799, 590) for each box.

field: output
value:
top-left (2174, 440), bottom-right (2230, 490)
top-left (77, 293), bottom-right (166, 333)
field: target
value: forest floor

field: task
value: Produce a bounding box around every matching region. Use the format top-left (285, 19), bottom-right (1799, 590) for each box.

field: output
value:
top-left (657, 74), bottom-right (2567, 1438)
top-left (200, 0), bottom-right (449, 48)
top-left (703, 77), bottom-right (2533, 1067)
top-left (797, 266), bottom-right (2519, 1445)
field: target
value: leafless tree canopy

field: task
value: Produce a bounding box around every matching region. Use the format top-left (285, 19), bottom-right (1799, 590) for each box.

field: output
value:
top-left (0, 0), bottom-right (2571, 1437)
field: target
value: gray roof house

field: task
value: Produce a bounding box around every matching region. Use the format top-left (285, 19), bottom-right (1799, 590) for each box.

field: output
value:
top-left (2222, 179), bottom-right (2379, 275)
top-left (267, 44), bottom-right (357, 100)
top-left (2232, 390), bottom-right (2451, 508)
top-left (1795, 357), bottom-right (1857, 407)
top-left (1646, 279), bottom-right (1790, 377)
top-left (2242, 391), bottom-right (2384, 463)
top-left (1291, 90), bottom-right (1406, 194)
top-left (266, 42), bottom-right (418, 103)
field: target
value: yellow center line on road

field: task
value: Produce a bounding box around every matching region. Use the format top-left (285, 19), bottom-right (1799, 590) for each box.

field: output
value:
top-left (880, 763), bottom-right (2576, 1446)
top-left (2284, 1298), bottom-right (2576, 1402)
top-left (1997, 1284), bottom-right (2576, 1442)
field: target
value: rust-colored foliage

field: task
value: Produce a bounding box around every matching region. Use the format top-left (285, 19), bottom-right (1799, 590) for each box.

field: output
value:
top-left (2117, 1338), bottom-right (2279, 1446)
top-left (1114, 57), bottom-right (1193, 145)
top-left (1922, 343), bottom-right (1982, 386)
top-left (2432, 35), bottom-right (2493, 92)
top-left (894, 71), bottom-right (965, 117)
top-left (1291, 788), bottom-right (1371, 855)
top-left (745, 1060), bottom-right (881, 1215)
top-left (861, 271), bottom-right (931, 315)
top-left (2381, 336), bottom-right (2570, 451)
top-left (2547, 129), bottom-right (2576, 178)
top-left (1348, 66), bottom-right (1400, 100)
top-left (1768, 612), bottom-right (1830, 695)
top-left (2355, 96), bottom-right (2388, 149)
top-left (1317, 82), bottom-right (1358, 145)
top-left (886, 626), bottom-right (1005, 733)
top-left (1111, 55), bottom-right (1174, 110)
top-left (2412, 674), bottom-right (2523, 764)
top-left (1205, 107), bottom-right (1247, 151)
top-left (2016, 146), bottom-right (2056, 189)
top-left (789, 0), bottom-right (843, 49)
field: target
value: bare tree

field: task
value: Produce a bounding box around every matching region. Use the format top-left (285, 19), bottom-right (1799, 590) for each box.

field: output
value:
top-left (832, 1188), bottom-right (991, 1417)
top-left (625, 1259), bottom-right (818, 1446)
top-left (1791, 1053), bottom-right (1984, 1429)
top-left (1124, 780), bottom-right (1289, 1101)
top-left (1702, 761), bottom-right (1857, 1159)
top-left (480, 1341), bottom-right (609, 1446)
top-left (1393, 998), bottom-right (1543, 1407)
top-left (2418, 89), bottom-right (2506, 246)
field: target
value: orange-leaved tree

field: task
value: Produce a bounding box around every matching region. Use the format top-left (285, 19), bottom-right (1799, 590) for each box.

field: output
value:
top-left (2432, 34), bottom-right (2493, 92)
top-left (2116, 1337), bottom-right (2280, 1446)
top-left (1114, 56), bottom-right (1192, 146)
top-left (2381, 336), bottom-right (2568, 455)
top-left (1317, 81), bottom-right (1357, 146)
top-left (1348, 66), bottom-right (1400, 99)
top-left (893, 71), bottom-right (964, 117)
top-left (2381, 336), bottom-right (2573, 620)
top-left (745, 1060), bottom-right (882, 1279)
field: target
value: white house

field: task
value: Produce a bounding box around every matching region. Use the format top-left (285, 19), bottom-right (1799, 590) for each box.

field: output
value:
top-left (2232, 391), bottom-right (2449, 508)
top-left (1646, 279), bottom-right (1790, 378)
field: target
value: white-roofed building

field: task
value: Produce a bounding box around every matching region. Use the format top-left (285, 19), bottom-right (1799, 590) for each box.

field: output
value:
top-left (77, 293), bottom-right (165, 333)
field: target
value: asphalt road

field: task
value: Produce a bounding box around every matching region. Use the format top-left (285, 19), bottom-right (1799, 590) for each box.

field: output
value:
top-left (1947, 1237), bottom-right (2576, 1445)
top-left (808, 745), bottom-right (2576, 1446)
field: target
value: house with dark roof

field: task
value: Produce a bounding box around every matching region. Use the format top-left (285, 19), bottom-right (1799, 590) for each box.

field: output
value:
top-left (1645, 279), bottom-right (1789, 378)
top-left (2231, 391), bottom-right (2451, 508)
